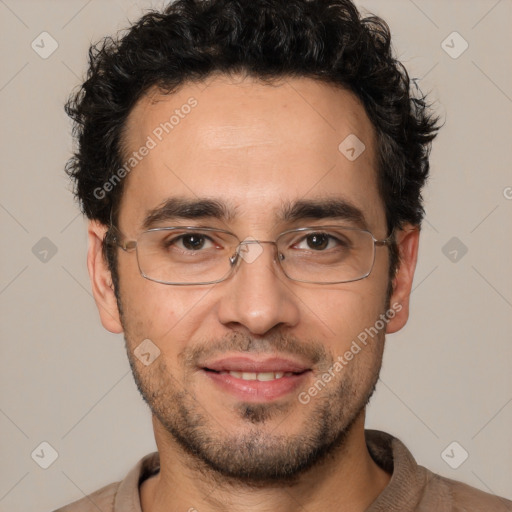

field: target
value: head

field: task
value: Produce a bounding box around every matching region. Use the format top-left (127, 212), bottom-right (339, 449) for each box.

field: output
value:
top-left (66, 0), bottom-right (439, 484)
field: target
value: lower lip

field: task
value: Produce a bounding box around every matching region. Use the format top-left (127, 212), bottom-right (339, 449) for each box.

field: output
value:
top-left (202, 370), bottom-right (311, 402)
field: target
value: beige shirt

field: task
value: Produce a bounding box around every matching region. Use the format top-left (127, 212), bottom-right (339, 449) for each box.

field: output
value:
top-left (54, 429), bottom-right (512, 511)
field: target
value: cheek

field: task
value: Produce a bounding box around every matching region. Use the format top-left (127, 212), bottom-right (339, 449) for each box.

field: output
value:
top-left (315, 279), bottom-right (389, 350)
top-left (117, 255), bottom-right (219, 363)
top-left (116, 255), bottom-right (185, 344)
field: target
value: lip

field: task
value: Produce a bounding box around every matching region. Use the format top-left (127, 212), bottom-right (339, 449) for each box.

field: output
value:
top-left (202, 369), bottom-right (311, 402)
top-left (200, 355), bottom-right (312, 402)
top-left (202, 356), bottom-right (310, 373)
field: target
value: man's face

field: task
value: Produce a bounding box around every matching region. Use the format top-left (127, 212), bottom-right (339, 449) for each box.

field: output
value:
top-left (91, 74), bottom-right (415, 482)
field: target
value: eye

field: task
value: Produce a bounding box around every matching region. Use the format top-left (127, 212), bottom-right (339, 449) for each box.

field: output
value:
top-left (294, 232), bottom-right (348, 251)
top-left (166, 233), bottom-right (216, 251)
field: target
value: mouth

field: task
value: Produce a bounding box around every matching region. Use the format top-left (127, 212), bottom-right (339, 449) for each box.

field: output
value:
top-left (200, 356), bottom-right (312, 402)
top-left (205, 369), bottom-right (301, 381)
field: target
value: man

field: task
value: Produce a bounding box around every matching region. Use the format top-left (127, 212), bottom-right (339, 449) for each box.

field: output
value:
top-left (56, 0), bottom-right (511, 510)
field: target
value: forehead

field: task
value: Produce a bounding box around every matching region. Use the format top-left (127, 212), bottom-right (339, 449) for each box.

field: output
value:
top-left (118, 74), bottom-right (385, 234)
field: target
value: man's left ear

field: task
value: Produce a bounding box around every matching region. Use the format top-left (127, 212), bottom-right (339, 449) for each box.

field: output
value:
top-left (385, 224), bottom-right (420, 334)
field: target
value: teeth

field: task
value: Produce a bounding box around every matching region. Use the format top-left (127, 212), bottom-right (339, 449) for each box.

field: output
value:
top-left (256, 372), bottom-right (275, 381)
top-left (225, 371), bottom-right (292, 380)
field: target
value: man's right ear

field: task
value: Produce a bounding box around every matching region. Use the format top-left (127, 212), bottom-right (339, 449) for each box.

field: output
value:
top-left (87, 220), bottom-right (123, 333)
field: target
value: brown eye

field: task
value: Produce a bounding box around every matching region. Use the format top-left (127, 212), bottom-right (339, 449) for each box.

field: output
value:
top-left (306, 233), bottom-right (329, 250)
top-left (162, 233), bottom-right (215, 252)
top-left (180, 234), bottom-right (207, 250)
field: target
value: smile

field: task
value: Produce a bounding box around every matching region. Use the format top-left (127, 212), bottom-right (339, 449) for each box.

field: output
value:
top-left (218, 370), bottom-right (295, 381)
top-left (201, 368), bottom-right (311, 402)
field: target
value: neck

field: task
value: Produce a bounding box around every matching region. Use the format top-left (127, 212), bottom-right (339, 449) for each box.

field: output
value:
top-left (140, 411), bottom-right (391, 512)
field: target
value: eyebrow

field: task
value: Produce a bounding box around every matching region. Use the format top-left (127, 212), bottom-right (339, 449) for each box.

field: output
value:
top-left (142, 197), bottom-right (237, 229)
top-left (280, 197), bottom-right (367, 229)
top-left (141, 196), bottom-right (368, 230)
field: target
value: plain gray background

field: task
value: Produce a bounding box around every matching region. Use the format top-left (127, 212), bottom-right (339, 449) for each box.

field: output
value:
top-left (0, 1), bottom-right (511, 511)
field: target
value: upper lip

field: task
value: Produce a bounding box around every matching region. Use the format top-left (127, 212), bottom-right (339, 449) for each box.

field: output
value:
top-left (202, 356), bottom-right (311, 373)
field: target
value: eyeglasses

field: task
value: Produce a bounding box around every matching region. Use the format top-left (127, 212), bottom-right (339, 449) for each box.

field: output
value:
top-left (108, 225), bottom-right (393, 285)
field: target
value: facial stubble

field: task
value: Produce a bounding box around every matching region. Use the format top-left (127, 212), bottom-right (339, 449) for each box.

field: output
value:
top-left (123, 326), bottom-right (384, 485)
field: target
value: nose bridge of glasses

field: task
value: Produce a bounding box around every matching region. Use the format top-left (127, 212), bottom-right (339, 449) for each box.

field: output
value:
top-left (231, 238), bottom-right (283, 266)
top-left (238, 239), bottom-right (277, 248)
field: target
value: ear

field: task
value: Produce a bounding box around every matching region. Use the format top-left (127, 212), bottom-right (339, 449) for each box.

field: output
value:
top-left (87, 220), bottom-right (123, 334)
top-left (385, 224), bottom-right (420, 334)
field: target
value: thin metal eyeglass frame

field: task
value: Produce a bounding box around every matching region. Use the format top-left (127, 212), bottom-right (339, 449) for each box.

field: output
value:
top-left (108, 225), bottom-right (394, 286)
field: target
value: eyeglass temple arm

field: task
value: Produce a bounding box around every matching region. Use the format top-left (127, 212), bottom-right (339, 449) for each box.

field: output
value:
top-left (105, 225), bottom-right (137, 252)
top-left (375, 229), bottom-right (395, 247)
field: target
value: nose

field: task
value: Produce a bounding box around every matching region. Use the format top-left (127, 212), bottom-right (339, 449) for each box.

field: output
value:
top-left (216, 240), bottom-right (300, 335)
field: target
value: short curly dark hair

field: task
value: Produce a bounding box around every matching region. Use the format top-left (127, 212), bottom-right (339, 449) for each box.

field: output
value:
top-left (65, 0), bottom-right (439, 288)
